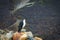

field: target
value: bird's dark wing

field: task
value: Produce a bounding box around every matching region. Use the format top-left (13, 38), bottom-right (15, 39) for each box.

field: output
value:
top-left (18, 20), bottom-right (23, 32)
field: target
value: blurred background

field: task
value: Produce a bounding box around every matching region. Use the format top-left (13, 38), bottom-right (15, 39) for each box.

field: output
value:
top-left (0, 0), bottom-right (60, 40)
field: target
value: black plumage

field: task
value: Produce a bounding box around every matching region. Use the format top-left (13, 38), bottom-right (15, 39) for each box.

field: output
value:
top-left (18, 20), bottom-right (23, 32)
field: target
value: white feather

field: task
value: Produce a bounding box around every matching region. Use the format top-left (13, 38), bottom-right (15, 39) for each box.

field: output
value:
top-left (22, 19), bottom-right (26, 28)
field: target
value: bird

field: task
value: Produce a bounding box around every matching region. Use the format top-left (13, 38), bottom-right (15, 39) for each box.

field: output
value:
top-left (18, 19), bottom-right (26, 32)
